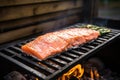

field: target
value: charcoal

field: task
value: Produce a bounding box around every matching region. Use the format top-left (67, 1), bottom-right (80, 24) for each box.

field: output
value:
top-left (4, 71), bottom-right (26, 80)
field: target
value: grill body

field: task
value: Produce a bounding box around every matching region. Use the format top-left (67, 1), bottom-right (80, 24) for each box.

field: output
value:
top-left (0, 23), bottom-right (120, 80)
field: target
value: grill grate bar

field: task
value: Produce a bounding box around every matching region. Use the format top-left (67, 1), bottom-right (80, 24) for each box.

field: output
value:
top-left (49, 58), bottom-right (67, 66)
top-left (80, 47), bottom-right (90, 51)
top-left (5, 48), bottom-right (21, 57)
top-left (63, 52), bottom-right (79, 58)
top-left (17, 44), bottom-right (23, 47)
top-left (40, 61), bottom-right (59, 70)
top-left (82, 45), bottom-right (95, 49)
top-left (101, 36), bottom-right (111, 39)
top-left (10, 48), bottom-right (22, 55)
top-left (97, 37), bottom-right (107, 41)
top-left (69, 50), bottom-right (84, 55)
top-left (89, 42), bottom-right (100, 46)
top-left (110, 31), bottom-right (120, 34)
top-left (37, 62), bottom-right (55, 73)
top-left (58, 55), bottom-right (73, 62)
top-left (11, 46), bottom-right (23, 53)
top-left (46, 60), bottom-right (62, 69)
top-left (73, 47), bottom-right (89, 53)
top-left (15, 44), bottom-right (21, 48)
top-left (0, 51), bottom-right (14, 57)
top-left (95, 39), bottom-right (104, 43)
top-left (12, 46), bottom-right (21, 50)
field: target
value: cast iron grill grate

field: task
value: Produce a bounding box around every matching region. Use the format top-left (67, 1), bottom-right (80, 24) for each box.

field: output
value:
top-left (0, 23), bottom-right (120, 80)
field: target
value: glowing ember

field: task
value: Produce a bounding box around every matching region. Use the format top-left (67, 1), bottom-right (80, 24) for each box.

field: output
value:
top-left (35, 78), bottom-right (39, 80)
top-left (90, 68), bottom-right (94, 79)
top-left (90, 67), bottom-right (100, 80)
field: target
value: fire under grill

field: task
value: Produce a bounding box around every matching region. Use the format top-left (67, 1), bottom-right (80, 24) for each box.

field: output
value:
top-left (0, 23), bottom-right (120, 80)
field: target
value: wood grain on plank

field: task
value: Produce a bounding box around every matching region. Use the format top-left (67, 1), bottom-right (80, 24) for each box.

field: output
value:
top-left (0, 0), bottom-right (59, 7)
top-left (0, 8), bottom-right (81, 32)
top-left (0, 0), bottom-right (82, 21)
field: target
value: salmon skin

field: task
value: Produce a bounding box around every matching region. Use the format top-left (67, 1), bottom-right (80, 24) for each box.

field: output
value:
top-left (21, 28), bottom-right (100, 60)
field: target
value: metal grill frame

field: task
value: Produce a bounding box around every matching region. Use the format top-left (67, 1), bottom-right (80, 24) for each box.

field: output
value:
top-left (0, 23), bottom-right (120, 80)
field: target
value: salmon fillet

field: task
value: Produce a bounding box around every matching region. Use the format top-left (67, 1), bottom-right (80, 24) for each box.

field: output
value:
top-left (22, 33), bottom-right (68, 60)
top-left (21, 28), bottom-right (100, 60)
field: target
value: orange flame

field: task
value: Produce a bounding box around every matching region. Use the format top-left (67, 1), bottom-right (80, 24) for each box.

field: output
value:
top-left (58, 64), bottom-right (84, 80)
